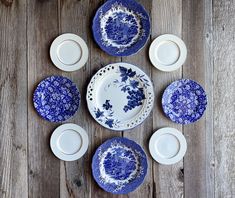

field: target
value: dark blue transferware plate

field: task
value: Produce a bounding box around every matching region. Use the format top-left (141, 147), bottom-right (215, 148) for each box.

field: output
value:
top-left (162, 79), bottom-right (207, 124)
top-left (92, 0), bottom-right (150, 56)
top-left (92, 137), bottom-right (148, 194)
top-left (33, 75), bottom-right (80, 122)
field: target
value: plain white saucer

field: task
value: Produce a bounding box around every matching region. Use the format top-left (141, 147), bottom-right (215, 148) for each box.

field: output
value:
top-left (50, 123), bottom-right (89, 161)
top-left (50, 33), bottom-right (88, 72)
top-left (149, 34), bottom-right (187, 72)
top-left (149, 127), bottom-right (187, 165)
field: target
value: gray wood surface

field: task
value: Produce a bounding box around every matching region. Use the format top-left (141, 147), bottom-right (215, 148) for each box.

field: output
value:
top-left (182, 0), bottom-right (214, 197)
top-left (0, 1), bottom-right (28, 197)
top-left (151, 0), bottom-right (184, 197)
top-left (0, 0), bottom-right (234, 197)
top-left (213, 0), bottom-right (235, 197)
top-left (27, 0), bottom-right (60, 197)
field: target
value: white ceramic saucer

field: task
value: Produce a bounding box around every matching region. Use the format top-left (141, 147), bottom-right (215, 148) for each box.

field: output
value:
top-left (50, 123), bottom-right (89, 161)
top-left (50, 33), bottom-right (89, 72)
top-left (149, 127), bottom-right (187, 165)
top-left (149, 34), bottom-right (187, 72)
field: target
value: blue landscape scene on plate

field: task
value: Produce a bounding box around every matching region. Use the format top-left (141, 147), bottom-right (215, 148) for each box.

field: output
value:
top-left (92, 137), bottom-right (148, 194)
top-left (33, 75), bottom-right (80, 122)
top-left (93, 66), bottom-right (150, 129)
top-left (92, 0), bottom-right (150, 56)
top-left (162, 79), bottom-right (207, 124)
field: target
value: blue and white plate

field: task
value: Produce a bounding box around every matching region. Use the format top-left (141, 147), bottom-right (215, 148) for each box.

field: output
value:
top-left (33, 75), bottom-right (80, 122)
top-left (92, 0), bottom-right (150, 56)
top-left (162, 79), bottom-right (207, 124)
top-left (86, 63), bottom-right (154, 131)
top-left (92, 137), bottom-right (148, 194)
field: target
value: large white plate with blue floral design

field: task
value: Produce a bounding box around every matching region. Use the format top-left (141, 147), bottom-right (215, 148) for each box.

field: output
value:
top-left (87, 63), bottom-right (154, 131)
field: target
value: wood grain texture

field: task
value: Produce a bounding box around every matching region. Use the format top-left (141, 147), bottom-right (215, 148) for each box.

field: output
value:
top-left (58, 0), bottom-right (92, 197)
top-left (213, 0), bottom-right (235, 197)
top-left (0, 1), bottom-right (28, 197)
top-left (182, 0), bottom-right (214, 197)
top-left (27, 0), bottom-right (60, 197)
top-left (0, 0), bottom-right (234, 197)
top-left (151, 0), bottom-right (184, 197)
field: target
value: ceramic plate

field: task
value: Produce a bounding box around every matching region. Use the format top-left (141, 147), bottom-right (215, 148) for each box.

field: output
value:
top-left (149, 127), bottom-right (187, 165)
top-left (92, 0), bottom-right (150, 56)
top-left (33, 75), bottom-right (80, 122)
top-left (92, 137), bottom-right (148, 194)
top-left (162, 79), bottom-right (207, 124)
top-left (50, 33), bottom-right (88, 71)
top-left (87, 62), bottom-right (154, 131)
top-left (50, 123), bottom-right (89, 161)
top-left (149, 34), bottom-right (187, 72)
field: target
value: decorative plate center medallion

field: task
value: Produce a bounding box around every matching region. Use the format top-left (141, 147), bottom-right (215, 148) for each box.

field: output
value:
top-left (100, 5), bottom-right (141, 48)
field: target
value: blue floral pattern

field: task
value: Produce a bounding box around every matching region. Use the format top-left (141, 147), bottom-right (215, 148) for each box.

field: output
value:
top-left (162, 79), bottom-right (207, 124)
top-left (114, 66), bottom-right (147, 112)
top-left (94, 100), bottom-right (120, 128)
top-left (33, 76), bottom-right (80, 122)
top-left (92, 0), bottom-right (150, 56)
top-left (87, 63), bottom-right (154, 131)
top-left (92, 137), bottom-right (148, 194)
top-left (102, 100), bottom-right (113, 110)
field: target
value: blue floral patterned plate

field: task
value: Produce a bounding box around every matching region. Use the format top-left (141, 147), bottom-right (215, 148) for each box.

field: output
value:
top-left (92, 0), bottom-right (150, 56)
top-left (162, 79), bottom-right (207, 124)
top-left (92, 137), bottom-right (148, 194)
top-left (87, 63), bottom-right (154, 131)
top-left (33, 76), bottom-right (80, 122)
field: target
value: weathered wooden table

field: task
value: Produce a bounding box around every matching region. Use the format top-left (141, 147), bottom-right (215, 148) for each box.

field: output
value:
top-left (0, 0), bottom-right (234, 197)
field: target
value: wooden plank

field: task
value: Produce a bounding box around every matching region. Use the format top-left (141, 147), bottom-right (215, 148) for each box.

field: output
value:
top-left (58, 0), bottom-right (92, 197)
top-left (27, 0), bottom-right (61, 197)
top-left (213, 0), bottom-right (235, 197)
top-left (151, 0), bottom-right (184, 197)
top-left (121, 0), bottom-right (153, 197)
top-left (0, 1), bottom-right (28, 197)
top-left (182, 0), bottom-right (214, 197)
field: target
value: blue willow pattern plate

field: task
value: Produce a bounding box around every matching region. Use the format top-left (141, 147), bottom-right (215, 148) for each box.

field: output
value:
top-left (86, 63), bottom-right (154, 131)
top-left (92, 137), bottom-right (148, 194)
top-left (162, 79), bottom-right (207, 124)
top-left (33, 76), bottom-right (80, 122)
top-left (92, 0), bottom-right (150, 56)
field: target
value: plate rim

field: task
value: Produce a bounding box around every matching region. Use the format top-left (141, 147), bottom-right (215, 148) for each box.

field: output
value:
top-left (91, 137), bottom-right (148, 194)
top-left (149, 34), bottom-right (187, 72)
top-left (92, 0), bottom-right (151, 57)
top-left (86, 62), bottom-right (154, 131)
top-left (149, 127), bottom-right (187, 165)
top-left (50, 33), bottom-right (89, 72)
top-left (50, 123), bottom-right (89, 161)
top-left (162, 78), bottom-right (207, 124)
top-left (33, 75), bottom-right (80, 123)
